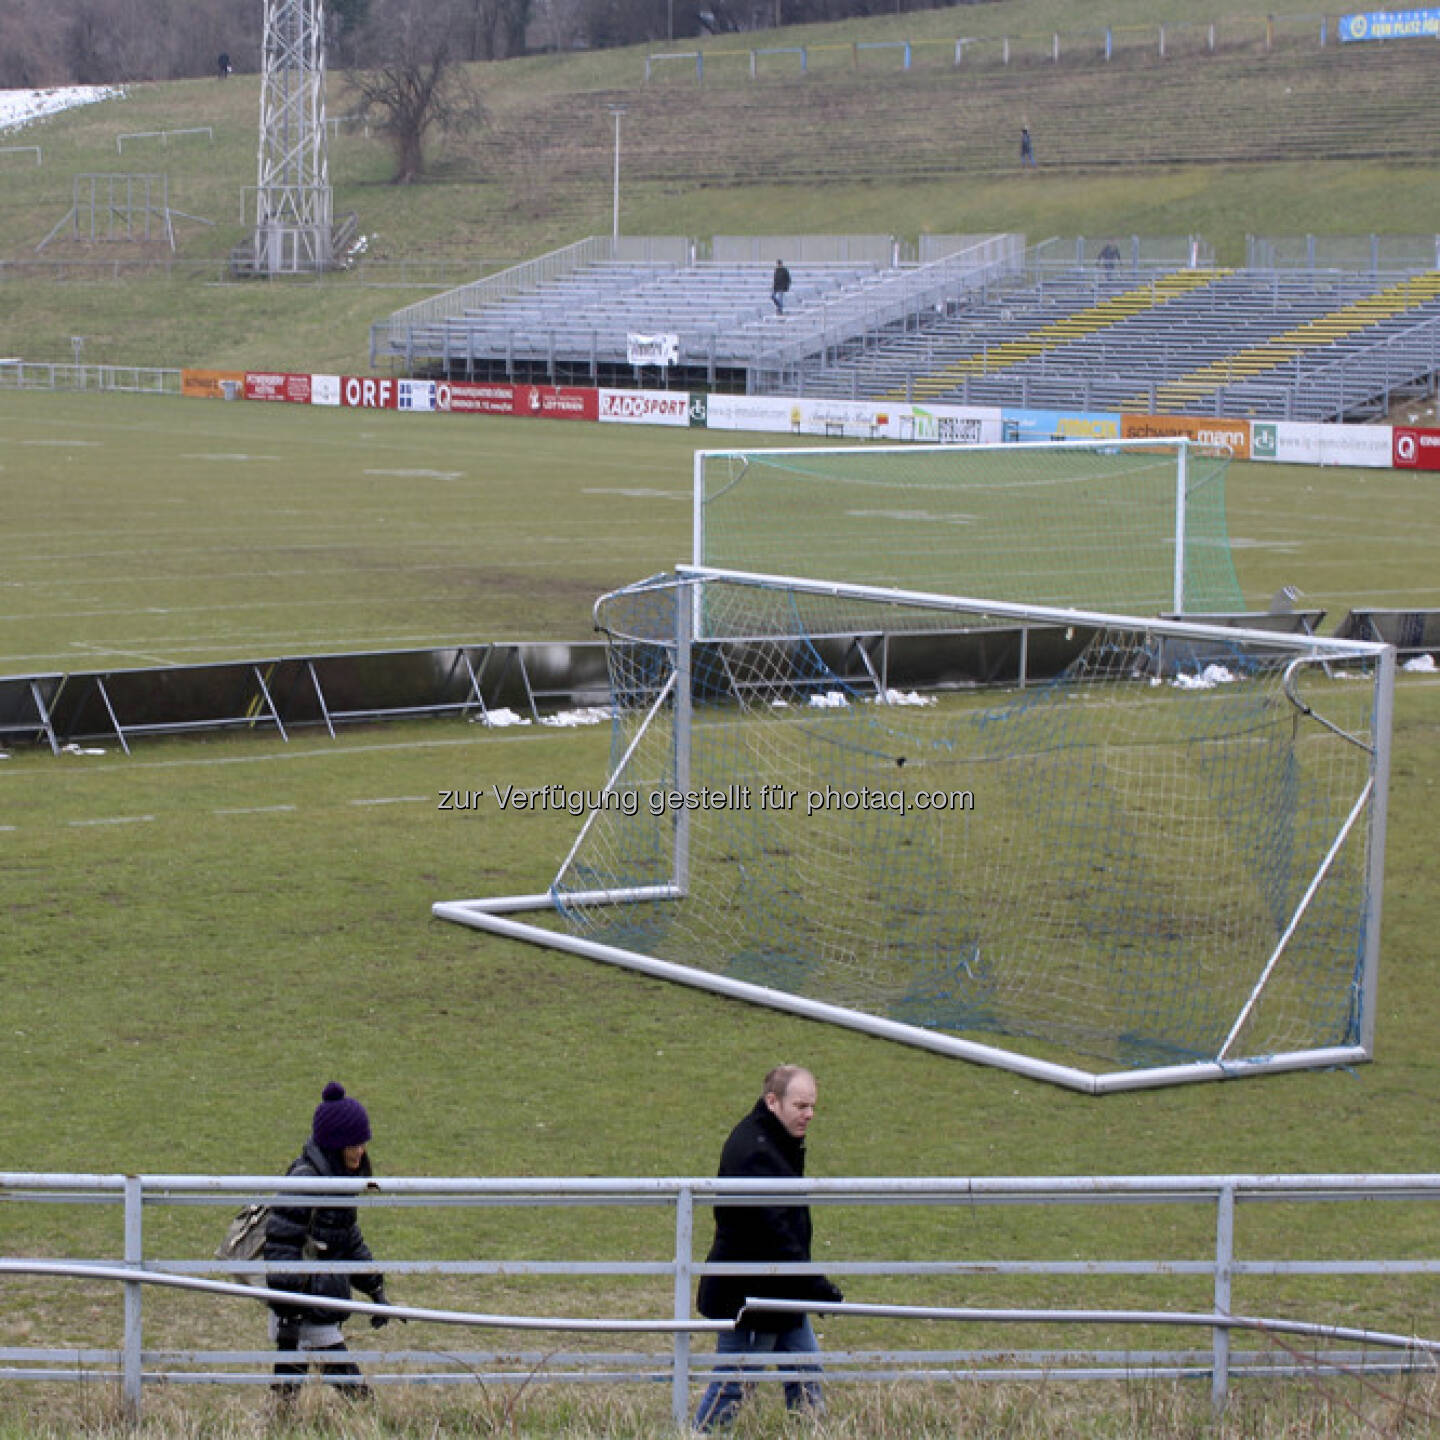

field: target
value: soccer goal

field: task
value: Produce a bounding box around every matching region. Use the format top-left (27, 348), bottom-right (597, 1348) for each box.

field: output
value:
top-left (435, 567), bottom-right (1394, 1094)
top-left (694, 438), bottom-right (1244, 617)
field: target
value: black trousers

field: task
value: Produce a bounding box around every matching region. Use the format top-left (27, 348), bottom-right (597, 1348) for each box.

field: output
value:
top-left (273, 1336), bottom-right (368, 1395)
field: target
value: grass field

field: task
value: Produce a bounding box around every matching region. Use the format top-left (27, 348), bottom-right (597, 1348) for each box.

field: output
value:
top-left (5, 1), bottom-right (1440, 1427)
top-left (2, 390), bottom-right (1440, 1437)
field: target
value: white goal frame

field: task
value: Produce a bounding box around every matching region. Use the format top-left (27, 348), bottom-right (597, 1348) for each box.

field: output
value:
top-left (435, 567), bottom-right (1394, 1095)
top-left (694, 437), bottom-right (1203, 616)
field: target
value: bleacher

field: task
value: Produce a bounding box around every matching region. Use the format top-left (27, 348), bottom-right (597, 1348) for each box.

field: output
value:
top-left (372, 235), bottom-right (1440, 421)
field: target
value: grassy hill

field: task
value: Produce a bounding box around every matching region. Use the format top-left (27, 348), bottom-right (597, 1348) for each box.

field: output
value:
top-left (1, 0), bottom-right (1439, 371)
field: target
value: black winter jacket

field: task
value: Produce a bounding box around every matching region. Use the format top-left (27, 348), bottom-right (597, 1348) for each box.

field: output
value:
top-left (696, 1098), bottom-right (842, 1330)
top-left (264, 1139), bottom-right (384, 1326)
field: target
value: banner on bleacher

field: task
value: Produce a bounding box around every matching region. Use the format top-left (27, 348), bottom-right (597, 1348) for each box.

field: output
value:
top-left (1393, 426), bottom-right (1440, 470)
top-left (599, 389), bottom-right (691, 426)
top-left (1002, 409), bottom-right (1121, 442)
top-left (1121, 413), bottom-right (1251, 458)
top-left (1250, 421), bottom-right (1392, 467)
top-left (1340, 8), bottom-right (1440, 41)
top-left (626, 333), bottom-right (680, 367)
top-left (434, 381), bottom-right (597, 420)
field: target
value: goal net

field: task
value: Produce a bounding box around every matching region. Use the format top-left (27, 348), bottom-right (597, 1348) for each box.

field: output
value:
top-left (694, 438), bottom-right (1243, 616)
top-left (436, 568), bottom-right (1392, 1093)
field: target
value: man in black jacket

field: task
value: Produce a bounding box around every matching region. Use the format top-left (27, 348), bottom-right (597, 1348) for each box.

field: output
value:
top-left (694, 1065), bottom-right (843, 1430)
top-left (265, 1082), bottom-right (394, 1403)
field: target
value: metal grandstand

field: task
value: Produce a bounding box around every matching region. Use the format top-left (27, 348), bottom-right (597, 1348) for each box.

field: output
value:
top-left (370, 233), bottom-right (1440, 421)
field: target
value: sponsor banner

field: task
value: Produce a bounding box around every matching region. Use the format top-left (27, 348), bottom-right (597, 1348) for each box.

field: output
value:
top-left (688, 392), bottom-right (708, 428)
top-left (182, 368), bottom-right (246, 400)
top-left (245, 371), bottom-right (311, 403)
top-left (516, 383), bottom-right (598, 421)
top-left (339, 375), bottom-right (399, 409)
top-left (703, 394), bottom-right (1002, 442)
top-left (311, 374), bottom-right (341, 407)
top-left (1251, 421), bottom-right (1393, 468)
top-left (599, 389), bottom-right (691, 427)
top-left (626, 332), bottom-right (680, 367)
top-left (1002, 408), bottom-right (1122, 442)
top-left (1121, 413), bottom-right (1251, 457)
top-left (909, 404), bottom-right (1004, 444)
top-left (398, 379), bottom-right (436, 412)
top-left (705, 394), bottom-right (800, 434)
top-left (438, 381), bottom-right (516, 414)
top-left (1340, 8), bottom-right (1440, 41)
top-left (1393, 426), bottom-right (1440, 470)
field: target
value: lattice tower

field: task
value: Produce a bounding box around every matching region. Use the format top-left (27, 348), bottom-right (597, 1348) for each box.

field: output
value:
top-left (254, 0), bottom-right (332, 273)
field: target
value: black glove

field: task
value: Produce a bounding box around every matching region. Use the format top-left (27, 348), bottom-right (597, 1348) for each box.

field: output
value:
top-left (369, 1287), bottom-right (404, 1328)
top-left (813, 1278), bottom-right (845, 1308)
top-left (273, 1310), bottom-right (301, 1345)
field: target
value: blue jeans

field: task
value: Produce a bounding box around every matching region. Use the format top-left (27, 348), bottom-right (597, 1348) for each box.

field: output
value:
top-left (694, 1316), bottom-right (822, 1431)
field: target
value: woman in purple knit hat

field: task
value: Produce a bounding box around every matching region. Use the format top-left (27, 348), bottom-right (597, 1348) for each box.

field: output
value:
top-left (264, 1081), bottom-right (395, 1406)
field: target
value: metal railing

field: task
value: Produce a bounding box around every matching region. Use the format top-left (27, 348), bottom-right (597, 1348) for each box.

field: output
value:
top-left (5, 1173), bottom-right (1440, 1426)
top-left (0, 360), bottom-right (180, 395)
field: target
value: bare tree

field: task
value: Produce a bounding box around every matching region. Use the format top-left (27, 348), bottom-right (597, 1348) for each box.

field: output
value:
top-left (344, 0), bottom-right (486, 184)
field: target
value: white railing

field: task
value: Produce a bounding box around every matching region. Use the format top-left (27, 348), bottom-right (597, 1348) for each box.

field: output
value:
top-left (5, 1173), bottom-right (1440, 1426)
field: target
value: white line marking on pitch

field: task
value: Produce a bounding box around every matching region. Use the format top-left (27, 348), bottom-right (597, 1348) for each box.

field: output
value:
top-left (213, 804), bottom-right (298, 816)
top-left (68, 814), bottom-right (156, 827)
top-left (349, 795), bottom-right (428, 806)
top-left (363, 469), bottom-right (465, 480)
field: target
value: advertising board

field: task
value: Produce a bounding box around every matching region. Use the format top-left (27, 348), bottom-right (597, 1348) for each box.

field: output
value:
top-left (245, 371), bottom-right (311, 404)
top-left (1393, 426), bottom-right (1440, 470)
top-left (599, 389), bottom-right (692, 426)
top-left (1121, 413), bottom-right (1251, 457)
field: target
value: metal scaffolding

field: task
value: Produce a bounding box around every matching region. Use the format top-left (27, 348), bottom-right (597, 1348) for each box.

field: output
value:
top-left (254, 0), bottom-right (333, 273)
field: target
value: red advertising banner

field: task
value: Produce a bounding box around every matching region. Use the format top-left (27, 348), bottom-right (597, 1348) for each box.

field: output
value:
top-left (514, 384), bottom-right (598, 421)
top-left (1392, 427), bottom-right (1440, 470)
top-left (436, 381), bottom-right (597, 421)
top-left (245, 371), bottom-right (311, 403)
top-left (339, 375), bottom-right (399, 410)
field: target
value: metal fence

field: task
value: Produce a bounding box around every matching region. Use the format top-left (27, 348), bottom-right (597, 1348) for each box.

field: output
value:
top-left (5, 1172), bottom-right (1440, 1427)
top-left (0, 360), bottom-right (180, 395)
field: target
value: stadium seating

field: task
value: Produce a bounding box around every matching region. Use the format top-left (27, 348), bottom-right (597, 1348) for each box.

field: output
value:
top-left (376, 241), bottom-right (1440, 421)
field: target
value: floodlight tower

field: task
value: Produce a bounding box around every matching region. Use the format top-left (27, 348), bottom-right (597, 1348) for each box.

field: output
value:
top-left (253, 0), bottom-right (333, 273)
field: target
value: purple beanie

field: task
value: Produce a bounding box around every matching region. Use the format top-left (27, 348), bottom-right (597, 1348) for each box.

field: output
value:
top-left (311, 1081), bottom-right (371, 1151)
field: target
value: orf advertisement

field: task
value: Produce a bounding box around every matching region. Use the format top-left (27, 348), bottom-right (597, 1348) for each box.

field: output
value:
top-left (1393, 426), bottom-right (1440, 470)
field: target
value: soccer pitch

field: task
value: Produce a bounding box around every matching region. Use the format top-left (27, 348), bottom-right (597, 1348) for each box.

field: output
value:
top-left (2, 391), bottom-right (1440, 1370)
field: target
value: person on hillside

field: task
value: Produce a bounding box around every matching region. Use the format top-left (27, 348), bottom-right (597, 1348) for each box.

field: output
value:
top-left (1098, 240), bottom-right (1121, 278)
top-left (1020, 126), bottom-right (1036, 167)
top-left (217, 52), bottom-right (232, 79)
top-left (265, 1082), bottom-right (396, 1406)
top-left (693, 1065), bottom-right (844, 1431)
top-left (771, 260), bottom-right (792, 315)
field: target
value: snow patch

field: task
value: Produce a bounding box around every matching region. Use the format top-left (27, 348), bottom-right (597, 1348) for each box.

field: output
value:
top-left (0, 86), bottom-right (123, 134)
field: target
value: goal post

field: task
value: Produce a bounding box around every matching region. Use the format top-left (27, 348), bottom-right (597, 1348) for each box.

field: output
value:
top-left (692, 438), bottom-right (1241, 618)
top-left (436, 566), bottom-right (1393, 1094)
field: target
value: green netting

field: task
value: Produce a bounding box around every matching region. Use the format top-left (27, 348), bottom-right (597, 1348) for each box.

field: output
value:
top-left (550, 574), bottom-right (1381, 1079)
top-left (696, 441), bottom-right (1244, 616)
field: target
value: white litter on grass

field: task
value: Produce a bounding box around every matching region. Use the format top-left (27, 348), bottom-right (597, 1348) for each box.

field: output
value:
top-left (0, 86), bottom-right (123, 134)
top-left (1171, 664), bottom-right (1238, 691)
top-left (808, 691), bottom-right (850, 709)
top-left (1403, 653), bottom-right (1437, 673)
top-left (473, 707), bottom-right (531, 728)
top-left (61, 743), bottom-right (106, 757)
top-left (878, 689), bottom-right (935, 707)
top-left (541, 707), bottom-right (613, 728)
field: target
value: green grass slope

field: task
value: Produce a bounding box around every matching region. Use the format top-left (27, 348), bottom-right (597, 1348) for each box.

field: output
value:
top-left (1, 0), bottom-right (1438, 370)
